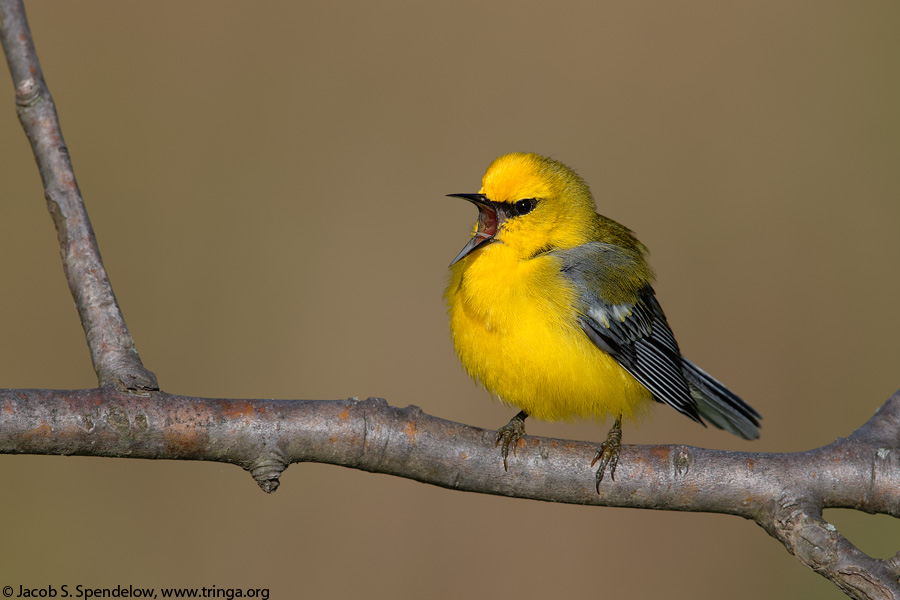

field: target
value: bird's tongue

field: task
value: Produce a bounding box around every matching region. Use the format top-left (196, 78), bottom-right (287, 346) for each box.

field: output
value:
top-left (476, 204), bottom-right (498, 240)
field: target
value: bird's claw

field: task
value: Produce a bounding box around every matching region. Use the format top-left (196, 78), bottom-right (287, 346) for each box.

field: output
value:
top-left (591, 416), bottom-right (623, 491)
top-left (495, 411), bottom-right (527, 471)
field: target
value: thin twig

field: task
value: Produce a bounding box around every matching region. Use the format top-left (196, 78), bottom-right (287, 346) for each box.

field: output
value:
top-left (0, 0), bottom-right (158, 392)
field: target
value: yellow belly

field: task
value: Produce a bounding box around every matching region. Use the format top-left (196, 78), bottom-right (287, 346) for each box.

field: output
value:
top-left (446, 245), bottom-right (653, 424)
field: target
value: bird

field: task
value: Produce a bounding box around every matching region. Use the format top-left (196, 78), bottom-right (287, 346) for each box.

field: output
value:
top-left (444, 152), bottom-right (761, 490)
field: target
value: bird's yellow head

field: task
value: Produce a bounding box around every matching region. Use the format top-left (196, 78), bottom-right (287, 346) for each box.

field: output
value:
top-left (449, 153), bottom-right (600, 264)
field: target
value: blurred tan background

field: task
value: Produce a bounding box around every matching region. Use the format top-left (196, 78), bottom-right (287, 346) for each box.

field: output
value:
top-left (2, 1), bottom-right (899, 598)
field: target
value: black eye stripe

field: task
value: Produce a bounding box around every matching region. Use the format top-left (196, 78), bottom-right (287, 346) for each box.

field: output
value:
top-left (512, 198), bottom-right (537, 217)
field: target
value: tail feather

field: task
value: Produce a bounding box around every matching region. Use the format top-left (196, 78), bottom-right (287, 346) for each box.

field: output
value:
top-left (681, 358), bottom-right (761, 440)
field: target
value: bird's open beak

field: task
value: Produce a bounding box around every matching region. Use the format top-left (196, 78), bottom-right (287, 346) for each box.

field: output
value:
top-left (448, 193), bottom-right (501, 265)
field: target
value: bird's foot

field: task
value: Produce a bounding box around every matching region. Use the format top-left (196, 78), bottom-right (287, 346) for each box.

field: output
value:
top-left (495, 411), bottom-right (527, 471)
top-left (591, 416), bottom-right (623, 491)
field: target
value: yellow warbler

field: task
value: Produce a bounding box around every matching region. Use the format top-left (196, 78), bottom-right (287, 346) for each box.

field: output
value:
top-left (445, 152), bottom-right (760, 489)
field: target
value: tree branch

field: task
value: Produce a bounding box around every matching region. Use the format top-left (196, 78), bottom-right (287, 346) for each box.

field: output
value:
top-left (1, 387), bottom-right (900, 597)
top-left (0, 0), bottom-right (157, 392)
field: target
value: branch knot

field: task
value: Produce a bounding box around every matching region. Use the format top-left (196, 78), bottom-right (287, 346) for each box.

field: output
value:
top-left (249, 451), bottom-right (287, 494)
top-left (14, 77), bottom-right (40, 106)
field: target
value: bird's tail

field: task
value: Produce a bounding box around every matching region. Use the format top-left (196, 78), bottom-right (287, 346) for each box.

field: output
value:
top-left (681, 358), bottom-right (761, 440)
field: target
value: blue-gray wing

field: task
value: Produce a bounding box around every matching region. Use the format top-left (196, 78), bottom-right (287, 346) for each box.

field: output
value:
top-left (557, 243), bottom-right (703, 423)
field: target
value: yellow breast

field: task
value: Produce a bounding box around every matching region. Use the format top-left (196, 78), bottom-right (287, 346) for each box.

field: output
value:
top-left (445, 243), bottom-right (653, 424)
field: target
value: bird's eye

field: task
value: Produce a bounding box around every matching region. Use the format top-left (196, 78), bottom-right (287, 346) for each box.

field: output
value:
top-left (512, 198), bottom-right (537, 217)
